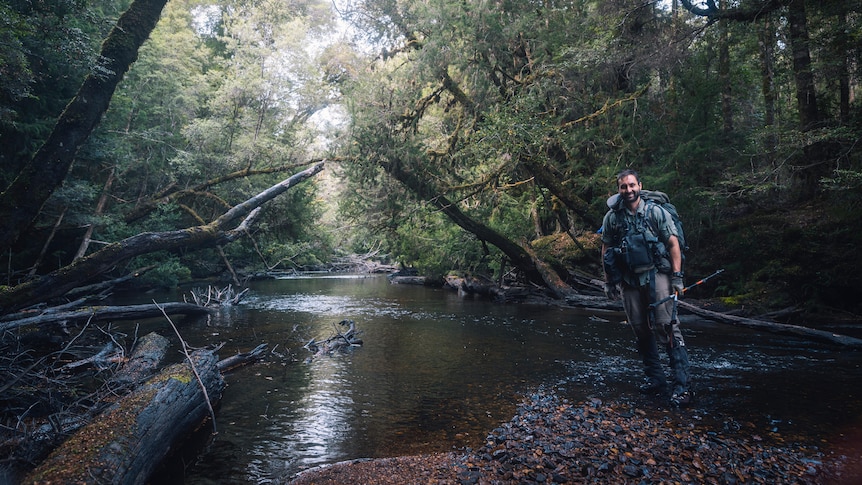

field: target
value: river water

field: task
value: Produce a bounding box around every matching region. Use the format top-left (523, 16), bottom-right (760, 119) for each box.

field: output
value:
top-left (127, 275), bottom-right (862, 483)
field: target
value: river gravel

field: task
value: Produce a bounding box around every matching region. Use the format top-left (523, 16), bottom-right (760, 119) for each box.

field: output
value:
top-left (288, 389), bottom-right (860, 484)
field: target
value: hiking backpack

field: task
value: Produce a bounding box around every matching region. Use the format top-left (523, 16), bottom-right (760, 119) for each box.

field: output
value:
top-left (638, 189), bottom-right (687, 254)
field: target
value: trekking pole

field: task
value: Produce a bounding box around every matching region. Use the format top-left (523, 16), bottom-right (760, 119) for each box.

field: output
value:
top-left (650, 268), bottom-right (725, 309)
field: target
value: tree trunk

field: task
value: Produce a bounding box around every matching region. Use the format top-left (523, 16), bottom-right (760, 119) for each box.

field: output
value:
top-left (27, 208), bottom-right (66, 277)
top-left (0, 162), bottom-right (323, 315)
top-left (11, 333), bottom-right (171, 474)
top-left (786, 0), bottom-right (819, 130)
top-left (834, 5), bottom-right (851, 124)
top-left (74, 166), bottom-right (116, 261)
top-left (380, 158), bottom-right (544, 284)
top-left (0, 302), bottom-right (213, 332)
top-left (217, 343), bottom-right (268, 372)
top-left (123, 162), bottom-right (311, 224)
top-left (25, 350), bottom-right (225, 485)
top-left (679, 301), bottom-right (862, 349)
top-left (0, 0), bottom-right (170, 254)
top-left (758, 17), bottom-right (777, 168)
top-left (719, 3), bottom-right (733, 134)
top-left (520, 242), bottom-right (578, 299)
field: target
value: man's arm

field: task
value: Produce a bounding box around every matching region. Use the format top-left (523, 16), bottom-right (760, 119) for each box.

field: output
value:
top-left (667, 235), bottom-right (682, 274)
top-left (601, 243), bottom-right (609, 282)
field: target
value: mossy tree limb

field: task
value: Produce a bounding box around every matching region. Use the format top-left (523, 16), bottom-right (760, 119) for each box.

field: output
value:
top-left (25, 350), bottom-right (225, 485)
top-left (0, 0), bottom-right (170, 253)
top-left (0, 162), bottom-right (323, 315)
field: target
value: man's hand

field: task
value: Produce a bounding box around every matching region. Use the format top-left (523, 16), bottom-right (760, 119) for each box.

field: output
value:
top-left (671, 272), bottom-right (685, 295)
top-left (604, 282), bottom-right (621, 301)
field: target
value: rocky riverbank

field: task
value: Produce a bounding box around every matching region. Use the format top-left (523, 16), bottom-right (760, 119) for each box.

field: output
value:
top-left (288, 389), bottom-right (860, 484)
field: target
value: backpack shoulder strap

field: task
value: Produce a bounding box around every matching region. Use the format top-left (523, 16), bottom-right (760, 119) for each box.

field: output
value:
top-left (642, 198), bottom-right (670, 238)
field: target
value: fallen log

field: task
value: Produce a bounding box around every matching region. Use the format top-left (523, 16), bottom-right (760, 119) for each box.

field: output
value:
top-left (59, 342), bottom-right (123, 372)
top-left (0, 302), bottom-right (213, 332)
top-left (217, 343), bottom-right (268, 372)
top-left (9, 333), bottom-right (172, 468)
top-left (0, 162), bottom-right (324, 315)
top-left (389, 275), bottom-right (429, 285)
top-left (520, 242), bottom-right (578, 300)
top-left (443, 275), bottom-right (501, 298)
top-left (61, 265), bottom-right (156, 300)
top-left (108, 332), bottom-right (171, 389)
top-left (25, 349), bottom-right (225, 485)
top-left (678, 300), bottom-right (862, 349)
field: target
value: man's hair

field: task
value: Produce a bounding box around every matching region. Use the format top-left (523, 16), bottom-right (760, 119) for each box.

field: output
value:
top-left (616, 169), bottom-right (640, 183)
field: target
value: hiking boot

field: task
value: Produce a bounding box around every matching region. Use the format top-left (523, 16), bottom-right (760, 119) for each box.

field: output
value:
top-left (639, 382), bottom-right (668, 395)
top-left (670, 390), bottom-right (694, 407)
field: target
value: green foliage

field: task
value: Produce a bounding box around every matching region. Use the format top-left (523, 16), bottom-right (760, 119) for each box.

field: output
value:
top-left (3, 0), bottom-right (861, 317)
top-left (133, 252), bottom-right (192, 289)
top-left (0, 0), bottom-right (118, 187)
top-left (821, 169), bottom-right (862, 193)
top-left (262, 241), bottom-right (325, 270)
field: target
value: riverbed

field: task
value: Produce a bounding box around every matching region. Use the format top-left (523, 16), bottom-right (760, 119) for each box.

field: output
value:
top-left (123, 275), bottom-right (862, 483)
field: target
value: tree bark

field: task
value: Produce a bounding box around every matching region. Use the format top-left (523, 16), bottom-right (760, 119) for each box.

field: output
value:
top-left (123, 162), bottom-right (312, 224)
top-left (0, 302), bottom-right (213, 333)
top-left (74, 166), bottom-right (116, 261)
top-left (10, 333), bottom-right (171, 474)
top-left (109, 332), bottom-right (171, 389)
top-left (0, 162), bottom-right (323, 315)
top-left (786, 0), bottom-right (819, 131)
top-left (380, 158), bottom-right (544, 285)
top-left (719, 3), bottom-right (733, 134)
top-left (0, 0), bottom-right (170, 254)
top-left (678, 300), bottom-right (862, 349)
top-left (520, 242), bottom-right (578, 299)
top-left (25, 350), bottom-right (225, 485)
top-left (217, 343), bottom-right (268, 372)
top-left (758, 17), bottom-right (777, 167)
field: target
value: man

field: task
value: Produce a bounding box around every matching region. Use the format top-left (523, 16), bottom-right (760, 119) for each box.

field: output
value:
top-left (600, 169), bottom-right (692, 407)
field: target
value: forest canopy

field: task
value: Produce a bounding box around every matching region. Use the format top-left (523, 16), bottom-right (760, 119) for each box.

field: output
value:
top-left (0, 0), bottom-right (860, 315)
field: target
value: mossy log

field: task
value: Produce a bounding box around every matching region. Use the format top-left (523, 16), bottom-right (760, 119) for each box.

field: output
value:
top-left (10, 333), bottom-right (171, 469)
top-left (25, 350), bottom-right (225, 484)
top-left (0, 162), bottom-right (323, 316)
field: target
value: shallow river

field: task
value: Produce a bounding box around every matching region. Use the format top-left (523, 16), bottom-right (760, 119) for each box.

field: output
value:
top-left (125, 275), bottom-right (862, 483)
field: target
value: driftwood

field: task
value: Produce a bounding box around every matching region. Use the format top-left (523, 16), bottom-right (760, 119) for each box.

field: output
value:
top-left (187, 284), bottom-right (250, 307)
top-left (61, 265), bottom-right (156, 300)
top-left (328, 251), bottom-right (399, 273)
top-left (678, 300), bottom-right (862, 349)
top-left (59, 342), bottom-right (124, 372)
top-left (108, 332), bottom-right (171, 389)
top-left (0, 302), bottom-right (213, 332)
top-left (304, 320), bottom-right (363, 360)
top-left (25, 350), bottom-right (225, 485)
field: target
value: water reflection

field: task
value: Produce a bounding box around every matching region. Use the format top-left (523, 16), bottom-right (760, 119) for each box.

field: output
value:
top-left (157, 275), bottom-right (862, 484)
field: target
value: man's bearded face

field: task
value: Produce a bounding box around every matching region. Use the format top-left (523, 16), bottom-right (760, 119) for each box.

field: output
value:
top-left (618, 174), bottom-right (641, 205)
